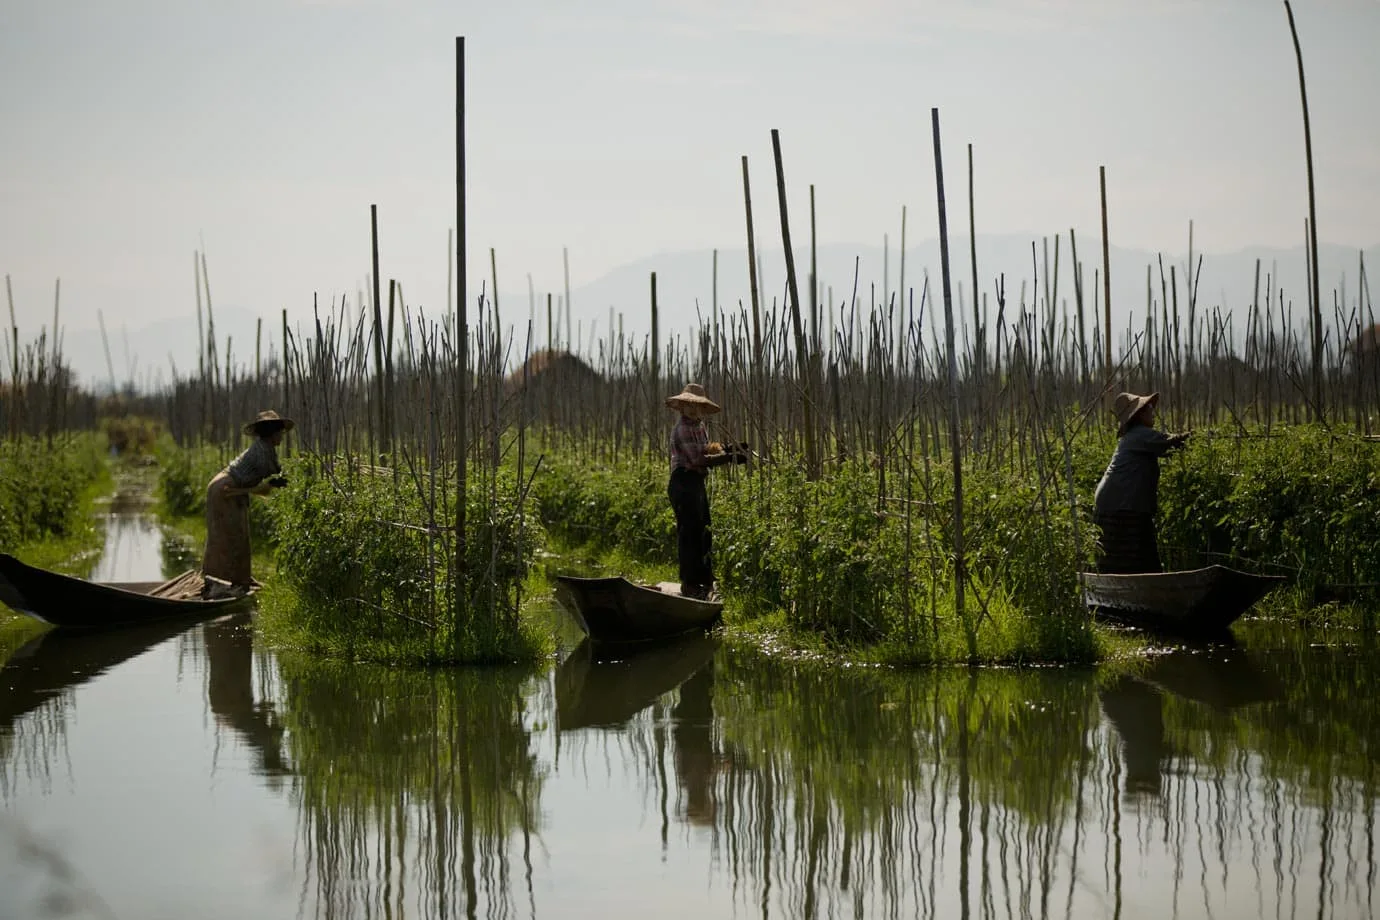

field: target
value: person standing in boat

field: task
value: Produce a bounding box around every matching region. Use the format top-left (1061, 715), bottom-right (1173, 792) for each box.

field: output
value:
top-left (1092, 391), bottom-right (1190, 574)
top-left (665, 383), bottom-right (743, 600)
top-left (202, 410), bottom-right (293, 594)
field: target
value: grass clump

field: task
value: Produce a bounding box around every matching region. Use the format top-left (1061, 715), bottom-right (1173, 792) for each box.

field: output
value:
top-left (0, 434), bottom-right (108, 548)
top-left (0, 434), bottom-right (112, 653)
top-left (265, 457), bottom-right (551, 666)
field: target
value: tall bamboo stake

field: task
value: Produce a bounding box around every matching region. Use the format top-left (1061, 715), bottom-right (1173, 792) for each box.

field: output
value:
top-left (968, 145), bottom-right (981, 379)
top-left (455, 36), bottom-right (469, 617)
top-left (1100, 166), bottom-right (1113, 379)
top-left (1284, 0), bottom-right (1323, 421)
top-left (770, 129), bottom-right (818, 478)
top-left (741, 155), bottom-right (765, 457)
top-left (931, 108), bottom-right (966, 630)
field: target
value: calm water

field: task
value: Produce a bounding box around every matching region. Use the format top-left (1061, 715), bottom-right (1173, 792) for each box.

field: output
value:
top-left (1, 511), bottom-right (1378, 919)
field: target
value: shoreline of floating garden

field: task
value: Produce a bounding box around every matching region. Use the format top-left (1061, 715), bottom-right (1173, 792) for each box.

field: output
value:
top-left (141, 418), bottom-right (1380, 669)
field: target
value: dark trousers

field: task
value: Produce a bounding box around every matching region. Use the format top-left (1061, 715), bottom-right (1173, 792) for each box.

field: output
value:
top-left (1094, 512), bottom-right (1162, 574)
top-left (668, 468), bottom-right (713, 593)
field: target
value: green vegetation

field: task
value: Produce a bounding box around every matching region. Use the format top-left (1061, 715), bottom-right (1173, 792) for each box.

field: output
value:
top-left (267, 458), bottom-right (550, 665)
top-left (0, 434), bottom-right (111, 655)
top-left (146, 420), bottom-right (1380, 669)
top-left (1158, 425), bottom-right (1380, 618)
top-left (0, 434), bottom-right (108, 551)
top-left (533, 446), bottom-right (1113, 665)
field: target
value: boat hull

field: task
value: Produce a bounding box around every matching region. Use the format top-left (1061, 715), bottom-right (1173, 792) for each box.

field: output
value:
top-left (1078, 564), bottom-right (1286, 636)
top-left (553, 575), bottom-right (723, 646)
top-left (0, 553), bottom-right (258, 631)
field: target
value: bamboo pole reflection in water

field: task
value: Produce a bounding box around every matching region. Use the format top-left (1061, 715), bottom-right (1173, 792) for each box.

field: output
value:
top-left (665, 646), bottom-right (1380, 920)
top-left (264, 652), bottom-right (545, 920)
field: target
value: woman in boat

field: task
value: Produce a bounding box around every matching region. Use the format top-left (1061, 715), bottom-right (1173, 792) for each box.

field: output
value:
top-left (202, 410), bottom-right (294, 594)
top-left (665, 383), bottom-right (745, 600)
top-left (1092, 391), bottom-right (1190, 574)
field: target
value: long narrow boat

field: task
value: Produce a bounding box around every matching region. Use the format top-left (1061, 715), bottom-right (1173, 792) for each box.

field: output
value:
top-left (1078, 564), bottom-right (1286, 636)
top-left (0, 552), bottom-right (258, 631)
top-left (553, 575), bottom-right (723, 646)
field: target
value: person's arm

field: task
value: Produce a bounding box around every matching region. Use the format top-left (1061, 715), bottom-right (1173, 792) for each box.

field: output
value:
top-left (1128, 426), bottom-right (1189, 456)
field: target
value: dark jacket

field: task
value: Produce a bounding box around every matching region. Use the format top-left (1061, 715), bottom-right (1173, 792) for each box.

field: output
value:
top-left (1093, 424), bottom-right (1183, 517)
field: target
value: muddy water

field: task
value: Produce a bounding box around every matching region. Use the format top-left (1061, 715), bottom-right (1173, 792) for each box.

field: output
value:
top-left (1, 505), bottom-right (1377, 919)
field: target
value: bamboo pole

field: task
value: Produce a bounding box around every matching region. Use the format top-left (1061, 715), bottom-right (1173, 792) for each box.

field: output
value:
top-left (769, 129), bottom-right (818, 478)
top-left (1283, 0), bottom-right (1324, 421)
top-left (741, 155), bottom-right (765, 458)
top-left (454, 35), bottom-right (469, 621)
top-left (931, 108), bottom-right (966, 631)
top-left (968, 145), bottom-right (981, 380)
top-left (1100, 166), bottom-right (1112, 379)
top-left (5, 275), bottom-right (17, 440)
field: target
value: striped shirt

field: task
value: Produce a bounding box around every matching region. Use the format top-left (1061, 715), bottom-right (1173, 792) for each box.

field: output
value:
top-left (669, 416), bottom-right (709, 474)
top-left (225, 438), bottom-right (281, 489)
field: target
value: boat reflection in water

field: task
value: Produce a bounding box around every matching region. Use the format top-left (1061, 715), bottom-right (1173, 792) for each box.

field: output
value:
top-left (556, 633), bottom-right (723, 828)
top-left (1099, 639), bottom-right (1280, 798)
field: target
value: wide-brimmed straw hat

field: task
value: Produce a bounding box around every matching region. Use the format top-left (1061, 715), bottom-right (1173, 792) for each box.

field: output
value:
top-left (1112, 391), bottom-right (1158, 435)
top-left (665, 383), bottom-right (721, 415)
top-left (244, 409), bottom-right (296, 436)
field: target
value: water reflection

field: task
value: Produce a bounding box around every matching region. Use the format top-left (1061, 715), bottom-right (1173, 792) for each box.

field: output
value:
top-left (3, 579), bottom-right (1378, 918)
top-left (87, 512), bottom-right (168, 583)
top-left (556, 634), bottom-right (723, 834)
top-left (0, 618), bottom-right (195, 792)
top-left (555, 635), bottom-right (719, 730)
top-left (1099, 641), bottom-right (1281, 800)
top-left (203, 612), bottom-right (287, 779)
top-left (271, 651), bottom-right (546, 920)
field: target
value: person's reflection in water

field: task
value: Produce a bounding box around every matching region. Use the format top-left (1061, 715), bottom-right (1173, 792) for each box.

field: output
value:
top-left (1098, 675), bottom-right (1168, 798)
top-left (672, 657), bottom-right (720, 826)
top-left (204, 613), bottom-right (288, 783)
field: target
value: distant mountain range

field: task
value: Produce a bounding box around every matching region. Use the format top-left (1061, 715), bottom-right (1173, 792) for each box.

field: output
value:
top-left (41, 235), bottom-right (1380, 392)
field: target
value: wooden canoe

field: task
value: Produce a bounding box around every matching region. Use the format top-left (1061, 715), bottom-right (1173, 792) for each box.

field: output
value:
top-left (0, 552), bottom-right (259, 631)
top-left (1078, 564), bottom-right (1286, 636)
top-left (555, 633), bottom-right (720, 731)
top-left (552, 575), bottom-right (723, 646)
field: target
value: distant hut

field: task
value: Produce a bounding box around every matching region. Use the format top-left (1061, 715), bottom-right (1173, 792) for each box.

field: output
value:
top-left (502, 349), bottom-right (605, 426)
top-left (1347, 322), bottom-right (1380, 370)
top-left (504, 349), bottom-right (603, 394)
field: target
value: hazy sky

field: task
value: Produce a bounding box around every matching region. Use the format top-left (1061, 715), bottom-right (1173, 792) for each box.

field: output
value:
top-left (2, 0), bottom-right (1377, 340)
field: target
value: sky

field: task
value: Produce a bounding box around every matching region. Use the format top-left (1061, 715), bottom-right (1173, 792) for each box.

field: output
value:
top-left (2, 0), bottom-right (1378, 374)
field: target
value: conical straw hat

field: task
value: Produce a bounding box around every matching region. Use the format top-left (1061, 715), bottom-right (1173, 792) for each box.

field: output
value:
top-left (1112, 391), bottom-right (1158, 435)
top-left (665, 383), bottom-right (721, 414)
